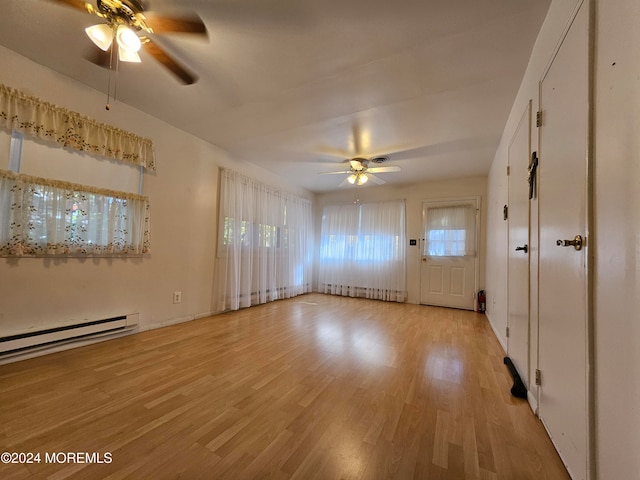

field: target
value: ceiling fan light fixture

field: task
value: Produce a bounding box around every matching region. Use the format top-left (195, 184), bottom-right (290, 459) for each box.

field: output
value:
top-left (85, 24), bottom-right (114, 51)
top-left (116, 25), bottom-right (142, 53)
top-left (118, 47), bottom-right (142, 63)
top-left (347, 174), bottom-right (357, 185)
top-left (358, 174), bottom-right (369, 185)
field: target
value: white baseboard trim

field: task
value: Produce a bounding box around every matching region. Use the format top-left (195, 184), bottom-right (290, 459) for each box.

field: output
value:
top-left (528, 390), bottom-right (539, 415)
top-left (485, 311), bottom-right (508, 353)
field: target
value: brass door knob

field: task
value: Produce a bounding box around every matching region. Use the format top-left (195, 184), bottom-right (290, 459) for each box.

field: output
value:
top-left (556, 235), bottom-right (583, 251)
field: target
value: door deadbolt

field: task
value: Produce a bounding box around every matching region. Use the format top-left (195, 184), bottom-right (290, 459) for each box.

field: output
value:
top-left (556, 235), bottom-right (583, 251)
top-left (515, 244), bottom-right (528, 253)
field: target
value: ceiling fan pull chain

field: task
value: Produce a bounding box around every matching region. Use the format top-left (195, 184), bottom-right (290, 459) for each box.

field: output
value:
top-left (113, 49), bottom-right (120, 105)
top-left (105, 68), bottom-right (111, 111)
top-left (105, 38), bottom-right (115, 110)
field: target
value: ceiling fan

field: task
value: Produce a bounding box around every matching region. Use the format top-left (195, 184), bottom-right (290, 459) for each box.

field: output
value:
top-left (316, 125), bottom-right (401, 186)
top-left (47, 0), bottom-right (207, 85)
top-left (319, 157), bottom-right (401, 186)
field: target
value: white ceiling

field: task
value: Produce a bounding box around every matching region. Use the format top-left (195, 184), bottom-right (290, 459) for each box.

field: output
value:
top-left (0, 0), bottom-right (550, 193)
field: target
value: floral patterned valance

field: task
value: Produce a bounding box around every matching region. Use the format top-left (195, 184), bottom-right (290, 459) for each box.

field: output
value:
top-left (0, 83), bottom-right (156, 171)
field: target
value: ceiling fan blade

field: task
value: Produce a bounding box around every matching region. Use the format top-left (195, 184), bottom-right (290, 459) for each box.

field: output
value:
top-left (142, 12), bottom-right (208, 35)
top-left (181, 0), bottom-right (312, 30)
top-left (366, 174), bottom-right (386, 185)
top-left (143, 40), bottom-right (197, 85)
top-left (314, 148), bottom-right (352, 161)
top-left (46, 0), bottom-right (92, 13)
top-left (318, 170), bottom-right (352, 175)
top-left (367, 166), bottom-right (401, 173)
top-left (339, 177), bottom-right (352, 187)
top-left (352, 124), bottom-right (362, 155)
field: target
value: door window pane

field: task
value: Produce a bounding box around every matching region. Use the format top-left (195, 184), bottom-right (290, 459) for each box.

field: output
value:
top-left (424, 204), bottom-right (476, 257)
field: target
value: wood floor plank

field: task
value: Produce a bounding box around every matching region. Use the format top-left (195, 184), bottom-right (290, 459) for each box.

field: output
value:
top-left (0, 293), bottom-right (570, 479)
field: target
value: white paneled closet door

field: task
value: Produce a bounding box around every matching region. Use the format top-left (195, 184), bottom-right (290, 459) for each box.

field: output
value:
top-left (538, 1), bottom-right (591, 479)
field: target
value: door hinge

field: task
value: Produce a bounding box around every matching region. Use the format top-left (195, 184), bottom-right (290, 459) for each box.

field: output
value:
top-left (536, 110), bottom-right (543, 128)
top-left (503, 204), bottom-right (508, 221)
top-left (506, 165), bottom-right (510, 176)
top-left (535, 369), bottom-right (542, 386)
top-left (506, 326), bottom-right (510, 338)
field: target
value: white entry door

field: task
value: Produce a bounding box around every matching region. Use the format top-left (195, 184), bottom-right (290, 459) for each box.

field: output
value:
top-left (538, 2), bottom-right (590, 479)
top-left (420, 199), bottom-right (478, 310)
top-left (507, 102), bottom-right (532, 388)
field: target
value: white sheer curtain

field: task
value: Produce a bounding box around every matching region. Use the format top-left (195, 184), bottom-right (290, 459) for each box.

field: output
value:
top-left (318, 200), bottom-right (407, 302)
top-left (424, 204), bottom-right (476, 257)
top-left (216, 169), bottom-right (313, 311)
top-left (0, 169), bottom-right (150, 256)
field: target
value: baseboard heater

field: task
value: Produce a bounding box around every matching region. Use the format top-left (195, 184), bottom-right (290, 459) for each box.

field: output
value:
top-left (0, 313), bottom-right (139, 356)
top-left (238, 284), bottom-right (312, 299)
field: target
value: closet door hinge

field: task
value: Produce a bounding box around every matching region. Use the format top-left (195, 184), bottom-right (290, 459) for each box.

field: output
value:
top-left (506, 165), bottom-right (510, 176)
top-left (535, 369), bottom-right (542, 386)
top-left (536, 110), bottom-right (543, 128)
top-left (506, 326), bottom-right (510, 338)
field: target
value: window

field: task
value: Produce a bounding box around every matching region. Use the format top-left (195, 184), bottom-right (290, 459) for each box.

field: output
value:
top-left (320, 233), bottom-right (401, 262)
top-left (0, 84), bottom-right (153, 257)
top-left (318, 200), bottom-right (407, 302)
top-left (216, 169), bottom-right (313, 311)
top-left (0, 170), bottom-right (150, 256)
top-left (424, 204), bottom-right (476, 257)
top-left (222, 218), bottom-right (281, 248)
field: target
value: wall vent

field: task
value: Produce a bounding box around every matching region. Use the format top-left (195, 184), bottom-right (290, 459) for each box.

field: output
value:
top-left (370, 156), bottom-right (389, 164)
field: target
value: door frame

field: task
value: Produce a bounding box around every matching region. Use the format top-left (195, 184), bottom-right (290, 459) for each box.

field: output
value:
top-left (536, 0), bottom-right (595, 477)
top-left (419, 196), bottom-right (481, 309)
top-left (507, 100), bottom-right (532, 391)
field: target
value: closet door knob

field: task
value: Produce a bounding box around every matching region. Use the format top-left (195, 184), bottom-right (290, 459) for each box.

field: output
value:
top-left (556, 235), bottom-right (583, 251)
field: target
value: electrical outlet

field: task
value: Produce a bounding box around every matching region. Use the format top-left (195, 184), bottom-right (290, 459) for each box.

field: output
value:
top-left (173, 291), bottom-right (182, 304)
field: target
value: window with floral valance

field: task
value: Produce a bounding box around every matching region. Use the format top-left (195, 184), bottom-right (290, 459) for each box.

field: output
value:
top-left (0, 169), bottom-right (150, 257)
top-left (0, 83), bottom-right (153, 257)
top-left (0, 83), bottom-right (155, 171)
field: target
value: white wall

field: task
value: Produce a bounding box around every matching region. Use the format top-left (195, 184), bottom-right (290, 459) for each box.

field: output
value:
top-left (487, 0), bottom-right (640, 478)
top-left (0, 46), bottom-right (311, 343)
top-left (314, 176), bottom-right (487, 305)
top-left (593, 0), bottom-right (640, 477)
top-left (486, 0), bottom-right (587, 467)
top-left (485, 0), bottom-right (582, 374)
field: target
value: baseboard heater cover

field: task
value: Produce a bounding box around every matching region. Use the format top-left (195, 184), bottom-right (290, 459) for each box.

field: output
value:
top-left (503, 356), bottom-right (527, 399)
top-left (0, 313), bottom-right (139, 355)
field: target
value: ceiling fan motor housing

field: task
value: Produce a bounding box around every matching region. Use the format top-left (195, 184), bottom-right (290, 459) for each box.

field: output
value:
top-left (99, 0), bottom-right (146, 13)
top-left (97, 0), bottom-right (146, 30)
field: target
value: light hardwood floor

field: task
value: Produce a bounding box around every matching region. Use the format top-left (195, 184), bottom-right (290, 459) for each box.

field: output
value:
top-left (0, 293), bottom-right (569, 479)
